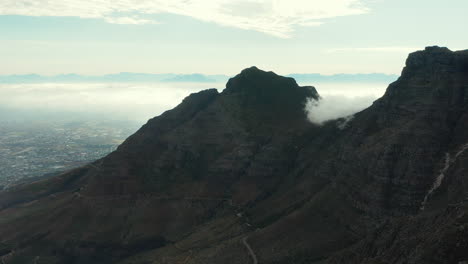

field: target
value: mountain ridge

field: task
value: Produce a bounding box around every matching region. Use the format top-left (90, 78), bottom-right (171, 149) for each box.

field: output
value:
top-left (0, 46), bottom-right (467, 264)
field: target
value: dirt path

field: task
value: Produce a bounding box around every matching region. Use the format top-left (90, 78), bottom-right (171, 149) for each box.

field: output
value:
top-left (242, 236), bottom-right (258, 264)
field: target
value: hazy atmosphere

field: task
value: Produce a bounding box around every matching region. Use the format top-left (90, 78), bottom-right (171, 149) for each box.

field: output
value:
top-left (1, 0), bottom-right (466, 125)
top-left (1, 0), bottom-right (466, 127)
top-left (0, 82), bottom-right (215, 122)
top-left (0, 80), bottom-right (389, 124)
top-left (1, 1), bottom-right (468, 263)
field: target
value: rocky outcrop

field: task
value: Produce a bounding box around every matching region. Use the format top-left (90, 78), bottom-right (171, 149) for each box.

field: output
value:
top-left (326, 47), bottom-right (468, 264)
top-left (325, 47), bottom-right (468, 215)
top-left (0, 47), bottom-right (467, 264)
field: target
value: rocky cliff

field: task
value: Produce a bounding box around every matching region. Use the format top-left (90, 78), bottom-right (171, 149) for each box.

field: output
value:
top-left (0, 47), bottom-right (467, 264)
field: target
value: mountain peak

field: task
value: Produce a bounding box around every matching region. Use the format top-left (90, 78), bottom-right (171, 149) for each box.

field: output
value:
top-left (376, 47), bottom-right (468, 109)
top-left (424, 45), bottom-right (451, 53)
top-left (222, 67), bottom-right (318, 126)
top-left (224, 66), bottom-right (318, 100)
top-left (225, 66), bottom-right (294, 92)
top-left (403, 46), bottom-right (465, 72)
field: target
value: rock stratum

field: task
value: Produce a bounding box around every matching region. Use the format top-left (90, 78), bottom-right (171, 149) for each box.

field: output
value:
top-left (1, 46), bottom-right (468, 264)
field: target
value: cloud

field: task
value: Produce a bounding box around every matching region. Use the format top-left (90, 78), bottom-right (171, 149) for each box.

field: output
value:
top-left (326, 46), bottom-right (420, 53)
top-left (104, 16), bottom-right (158, 25)
top-left (303, 83), bottom-right (388, 125)
top-left (305, 95), bottom-right (376, 125)
top-left (0, 0), bottom-right (370, 37)
top-left (0, 82), bottom-right (220, 122)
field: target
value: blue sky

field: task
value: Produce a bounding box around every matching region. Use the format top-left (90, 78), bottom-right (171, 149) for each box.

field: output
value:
top-left (0, 0), bottom-right (467, 75)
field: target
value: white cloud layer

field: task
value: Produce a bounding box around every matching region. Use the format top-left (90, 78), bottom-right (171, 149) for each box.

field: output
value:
top-left (0, 82), bottom-right (218, 122)
top-left (303, 82), bottom-right (387, 125)
top-left (305, 95), bottom-right (375, 125)
top-left (0, 0), bottom-right (369, 37)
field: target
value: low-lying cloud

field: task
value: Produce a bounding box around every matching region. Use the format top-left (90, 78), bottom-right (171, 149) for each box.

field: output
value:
top-left (305, 95), bottom-right (376, 125)
top-left (303, 82), bottom-right (387, 125)
top-left (0, 82), bottom-right (221, 122)
top-left (0, 82), bottom-right (388, 126)
top-left (0, 0), bottom-right (369, 38)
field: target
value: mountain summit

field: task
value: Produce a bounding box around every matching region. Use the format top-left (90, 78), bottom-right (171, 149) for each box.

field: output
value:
top-left (1, 47), bottom-right (468, 264)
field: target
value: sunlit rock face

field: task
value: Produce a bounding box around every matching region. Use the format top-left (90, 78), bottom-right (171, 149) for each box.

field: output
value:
top-left (1, 47), bottom-right (468, 264)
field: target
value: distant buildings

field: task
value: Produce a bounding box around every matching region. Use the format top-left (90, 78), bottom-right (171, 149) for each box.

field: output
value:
top-left (0, 120), bottom-right (137, 188)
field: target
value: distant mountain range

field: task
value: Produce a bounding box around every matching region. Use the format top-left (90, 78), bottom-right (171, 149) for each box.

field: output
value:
top-left (288, 73), bottom-right (399, 83)
top-left (0, 72), bottom-right (398, 84)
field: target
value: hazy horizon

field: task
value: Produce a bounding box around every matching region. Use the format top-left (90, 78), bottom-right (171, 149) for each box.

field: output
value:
top-left (1, 0), bottom-right (466, 124)
top-left (0, 80), bottom-right (388, 125)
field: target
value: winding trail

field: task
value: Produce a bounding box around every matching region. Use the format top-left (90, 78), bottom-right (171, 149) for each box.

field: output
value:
top-left (242, 236), bottom-right (258, 264)
top-left (182, 250), bottom-right (193, 264)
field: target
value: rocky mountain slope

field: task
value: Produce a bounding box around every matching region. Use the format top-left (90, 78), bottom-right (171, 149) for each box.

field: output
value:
top-left (0, 46), bottom-right (467, 264)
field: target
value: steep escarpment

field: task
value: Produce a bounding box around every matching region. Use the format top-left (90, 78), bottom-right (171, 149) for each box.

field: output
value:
top-left (0, 47), bottom-right (467, 264)
top-left (323, 46), bottom-right (468, 215)
top-left (327, 47), bottom-right (468, 264)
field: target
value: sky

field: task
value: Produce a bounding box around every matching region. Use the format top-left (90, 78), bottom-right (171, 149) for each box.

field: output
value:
top-left (1, 0), bottom-right (467, 76)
